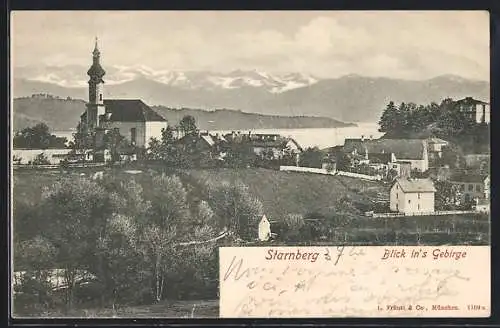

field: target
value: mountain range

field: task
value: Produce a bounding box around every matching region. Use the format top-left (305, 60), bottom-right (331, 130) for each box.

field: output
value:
top-left (12, 65), bottom-right (489, 123)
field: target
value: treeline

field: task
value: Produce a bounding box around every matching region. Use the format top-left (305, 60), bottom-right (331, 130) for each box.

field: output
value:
top-left (13, 123), bottom-right (68, 149)
top-left (378, 99), bottom-right (489, 153)
top-left (13, 170), bottom-right (264, 316)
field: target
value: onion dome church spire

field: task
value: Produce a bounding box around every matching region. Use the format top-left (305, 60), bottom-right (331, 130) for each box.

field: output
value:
top-left (87, 37), bottom-right (106, 83)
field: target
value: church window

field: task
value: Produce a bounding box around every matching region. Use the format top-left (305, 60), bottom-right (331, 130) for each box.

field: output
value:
top-left (131, 128), bottom-right (137, 145)
top-left (99, 94), bottom-right (103, 101)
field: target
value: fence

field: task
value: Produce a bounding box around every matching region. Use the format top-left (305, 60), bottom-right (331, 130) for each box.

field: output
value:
top-left (279, 165), bottom-right (336, 175)
top-left (336, 170), bottom-right (382, 181)
top-left (13, 162), bottom-right (107, 170)
top-left (370, 210), bottom-right (478, 218)
top-left (279, 166), bottom-right (383, 181)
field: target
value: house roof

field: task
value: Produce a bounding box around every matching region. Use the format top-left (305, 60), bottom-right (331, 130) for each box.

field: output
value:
top-left (455, 97), bottom-right (489, 106)
top-left (450, 173), bottom-right (489, 183)
top-left (427, 137), bottom-right (449, 144)
top-left (368, 139), bottom-right (426, 160)
top-left (101, 99), bottom-right (166, 122)
top-left (368, 153), bottom-right (393, 164)
top-left (178, 133), bottom-right (226, 148)
top-left (344, 138), bottom-right (426, 160)
top-left (343, 139), bottom-right (367, 155)
top-left (394, 178), bottom-right (436, 193)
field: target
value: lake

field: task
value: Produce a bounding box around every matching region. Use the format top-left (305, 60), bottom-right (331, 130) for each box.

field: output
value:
top-left (54, 122), bottom-right (383, 150)
top-left (211, 122), bottom-right (383, 149)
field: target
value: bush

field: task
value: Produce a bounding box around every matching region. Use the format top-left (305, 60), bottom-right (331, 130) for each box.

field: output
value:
top-left (32, 153), bottom-right (50, 166)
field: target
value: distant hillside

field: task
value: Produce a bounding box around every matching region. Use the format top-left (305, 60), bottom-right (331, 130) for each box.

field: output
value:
top-left (12, 96), bottom-right (353, 132)
top-left (13, 68), bottom-right (489, 123)
top-left (152, 106), bottom-right (353, 130)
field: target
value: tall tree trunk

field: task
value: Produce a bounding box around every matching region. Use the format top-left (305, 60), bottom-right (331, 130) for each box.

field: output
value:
top-left (155, 253), bottom-right (161, 303)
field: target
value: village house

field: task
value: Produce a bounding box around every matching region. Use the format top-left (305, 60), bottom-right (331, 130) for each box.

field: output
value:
top-left (342, 138), bottom-right (429, 173)
top-left (426, 137), bottom-right (449, 159)
top-left (387, 161), bottom-right (412, 179)
top-left (79, 39), bottom-right (168, 155)
top-left (177, 132), bottom-right (227, 160)
top-left (449, 173), bottom-right (490, 203)
top-left (225, 132), bottom-right (302, 160)
top-left (464, 153), bottom-right (490, 170)
top-left (454, 97), bottom-right (490, 124)
top-left (390, 178), bottom-right (436, 215)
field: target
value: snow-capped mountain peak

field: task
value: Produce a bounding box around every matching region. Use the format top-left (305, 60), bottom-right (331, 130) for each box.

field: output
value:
top-left (14, 65), bottom-right (320, 93)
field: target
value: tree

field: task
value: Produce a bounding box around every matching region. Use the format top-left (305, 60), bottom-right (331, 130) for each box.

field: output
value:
top-left (434, 180), bottom-right (463, 210)
top-left (32, 153), bottom-right (50, 165)
top-left (282, 214), bottom-right (305, 242)
top-left (13, 236), bottom-right (58, 315)
top-left (386, 169), bottom-right (398, 182)
top-left (147, 137), bottom-right (162, 161)
top-left (102, 129), bottom-right (130, 163)
top-left (178, 115), bottom-right (198, 137)
top-left (206, 181), bottom-right (264, 239)
top-left (336, 152), bottom-right (352, 171)
top-left (441, 144), bottom-right (465, 169)
top-left (68, 122), bottom-right (94, 163)
top-left (298, 147), bottom-right (324, 168)
top-left (13, 123), bottom-right (67, 149)
top-left (37, 177), bottom-right (126, 311)
top-left (224, 141), bottom-right (256, 168)
top-left (378, 101), bottom-right (403, 134)
top-left (139, 174), bottom-right (189, 302)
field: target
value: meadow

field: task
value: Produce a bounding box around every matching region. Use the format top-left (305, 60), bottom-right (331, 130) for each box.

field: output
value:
top-left (13, 166), bottom-right (490, 246)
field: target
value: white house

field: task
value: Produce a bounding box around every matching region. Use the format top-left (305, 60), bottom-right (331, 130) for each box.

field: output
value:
top-left (455, 97), bottom-right (490, 124)
top-left (390, 178), bottom-right (436, 215)
top-left (80, 39), bottom-right (168, 150)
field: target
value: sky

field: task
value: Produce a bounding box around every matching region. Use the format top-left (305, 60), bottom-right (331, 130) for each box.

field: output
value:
top-left (11, 11), bottom-right (490, 81)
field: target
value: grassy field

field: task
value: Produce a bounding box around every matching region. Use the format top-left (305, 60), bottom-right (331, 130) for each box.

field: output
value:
top-left (12, 166), bottom-right (490, 245)
top-left (12, 166), bottom-right (386, 220)
top-left (186, 167), bottom-right (385, 220)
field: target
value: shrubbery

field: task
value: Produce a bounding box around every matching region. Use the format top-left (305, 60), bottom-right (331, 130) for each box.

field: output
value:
top-left (13, 171), bottom-right (263, 315)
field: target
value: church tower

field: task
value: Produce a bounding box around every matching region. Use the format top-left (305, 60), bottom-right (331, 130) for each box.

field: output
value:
top-left (86, 37), bottom-right (106, 130)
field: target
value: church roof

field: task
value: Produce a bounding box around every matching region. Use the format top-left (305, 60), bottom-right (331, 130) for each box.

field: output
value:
top-left (102, 99), bottom-right (166, 122)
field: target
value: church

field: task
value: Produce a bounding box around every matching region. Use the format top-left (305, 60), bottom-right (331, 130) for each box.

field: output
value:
top-left (79, 39), bottom-right (168, 152)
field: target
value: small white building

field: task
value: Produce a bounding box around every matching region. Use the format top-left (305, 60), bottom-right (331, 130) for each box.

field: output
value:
top-left (258, 215), bottom-right (271, 241)
top-left (390, 178), bottom-right (436, 215)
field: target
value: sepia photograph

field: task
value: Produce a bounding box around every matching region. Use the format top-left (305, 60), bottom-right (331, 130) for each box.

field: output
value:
top-left (10, 11), bottom-right (490, 318)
